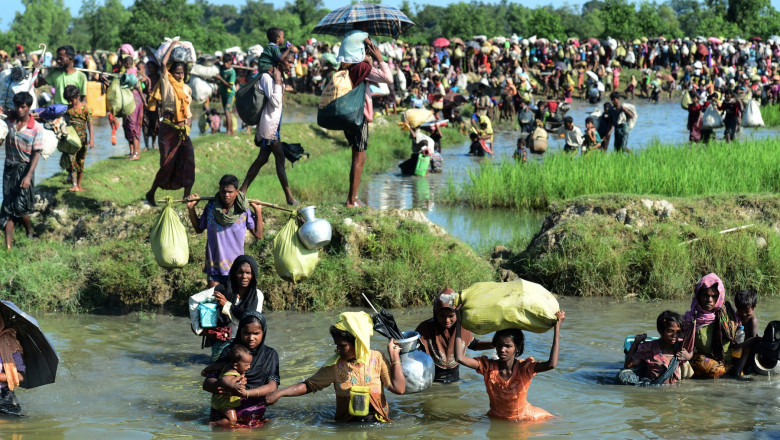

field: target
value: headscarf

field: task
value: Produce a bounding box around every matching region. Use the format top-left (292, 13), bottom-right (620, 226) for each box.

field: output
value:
top-left (415, 288), bottom-right (474, 369)
top-left (212, 191), bottom-right (249, 227)
top-left (684, 273), bottom-right (725, 330)
top-left (0, 314), bottom-right (23, 390)
top-left (214, 255), bottom-right (260, 327)
top-left (337, 30), bottom-right (369, 64)
top-left (324, 311), bottom-right (373, 366)
top-left (219, 311), bottom-right (279, 388)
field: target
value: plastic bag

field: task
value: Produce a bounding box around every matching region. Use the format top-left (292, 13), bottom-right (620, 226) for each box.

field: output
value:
top-left (272, 214), bottom-right (319, 283)
top-left (623, 103), bottom-right (638, 131)
top-left (681, 92), bottom-right (692, 110)
top-left (414, 153), bottom-right (431, 176)
top-left (404, 109), bottom-right (435, 128)
top-left (319, 71), bottom-right (354, 109)
top-left (188, 287), bottom-right (216, 335)
top-left (458, 279), bottom-right (560, 334)
top-left (57, 125), bottom-right (82, 155)
top-left (198, 302), bottom-right (218, 328)
top-left (235, 75), bottom-right (265, 125)
top-left (702, 105), bottom-right (724, 130)
top-left (530, 126), bottom-right (548, 153)
top-left (190, 64), bottom-right (220, 79)
top-left (150, 199), bottom-right (189, 268)
top-left (317, 82), bottom-right (366, 131)
top-left (39, 128), bottom-right (58, 160)
top-left (189, 76), bottom-right (216, 104)
top-left (156, 38), bottom-right (196, 63)
top-left (0, 117), bottom-right (7, 143)
top-left (107, 79), bottom-right (136, 117)
top-left (742, 99), bottom-right (764, 128)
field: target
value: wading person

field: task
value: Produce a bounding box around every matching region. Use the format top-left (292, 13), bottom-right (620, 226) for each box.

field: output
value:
top-left (336, 31), bottom-right (392, 207)
top-left (0, 310), bottom-right (25, 415)
top-left (144, 41), bottom-right (195, 205)
top-left (239, 51), bottom-right (298, 205)
top-left (186, 175), bottom-right (264, 287)
top-left (0, 93), bottom-right (43, 250)
top-left (608, 92), bottom-right (633, 152)
top-left (265, 312), bottom-right (405, 422)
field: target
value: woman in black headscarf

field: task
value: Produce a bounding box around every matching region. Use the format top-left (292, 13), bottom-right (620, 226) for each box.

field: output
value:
top-left (202, 312), bottom-right (279, 427)
top-left (189, 255), bottom-right (264, 361)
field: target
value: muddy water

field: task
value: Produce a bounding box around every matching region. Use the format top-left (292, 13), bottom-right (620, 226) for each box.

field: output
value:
top-left (2, 297), bottom-right (778, 439)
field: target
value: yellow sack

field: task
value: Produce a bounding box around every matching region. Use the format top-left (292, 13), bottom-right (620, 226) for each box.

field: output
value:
top-left (319, 70), bottom-right (354, 109)
top-left (150, 199), bottom-right (189, 268)
top-left (681, 91), bottom-right (692, 110)
top-left (272, 213), bottom-right (319, 283)
top-left (458, 279), bottom-right (559, 334)
top-left (404, 109), bottom-right (435, 128)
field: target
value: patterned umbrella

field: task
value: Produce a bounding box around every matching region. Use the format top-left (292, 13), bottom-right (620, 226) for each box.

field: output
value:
top-left (313, 3), bottom-right (414, 39)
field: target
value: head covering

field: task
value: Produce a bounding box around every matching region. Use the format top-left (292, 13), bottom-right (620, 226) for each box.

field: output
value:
top-left (415, 288), bottom-right (474, 370)
top-left (325, 311), bottom-right (373, 366)
top-left (684, 273), bottom-right (725, 330)
top-left (337, 30), bottom-right (369, 64)
top-left (215, 255), bottom-right (260, 327)
top-left (0, 313), bottom-right (23, 390)
top-left (220, 311), bottom-right (280, 387)
top-left (212, 191), bottom-right (249, 227)
top-left (119, 44), bottom-right (136, 59)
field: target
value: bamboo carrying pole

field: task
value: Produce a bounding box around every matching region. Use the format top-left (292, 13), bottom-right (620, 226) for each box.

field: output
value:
top-left (160, 196), bottom-right (294, 212)
top-left (679, 224), bottom-right (754, 245)
top-left (75, 67), bottom-right (117, 77)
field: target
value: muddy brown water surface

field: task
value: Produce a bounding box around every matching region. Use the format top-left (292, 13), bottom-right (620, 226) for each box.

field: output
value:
top-left (2, 298), bottom-right (779, 439)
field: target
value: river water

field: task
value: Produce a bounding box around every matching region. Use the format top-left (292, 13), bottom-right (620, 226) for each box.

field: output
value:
top-left (3, 297), bottom-right (778, 439)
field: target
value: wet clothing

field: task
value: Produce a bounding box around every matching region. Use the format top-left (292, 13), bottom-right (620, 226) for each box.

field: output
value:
top-left (475, 356), bottom-right (553, 421)
top-left (304, 350), bottom-right (393, 422)
top-left (211, 368), bottom-right (242, 410)
top-left (416, 288), bottom-right (475, 383)
top-left (629, 340), bottom-right (681, 384)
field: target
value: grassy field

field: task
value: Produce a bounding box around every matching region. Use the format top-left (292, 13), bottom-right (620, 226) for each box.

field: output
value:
top-left (504, 194), bottom-right (780, 300)
top-left (760, 103), bottom-right (780, 127)
top-left (444, 137), bottom-right (780, 210)
top-left (1, 121), bottom-right (494, 313)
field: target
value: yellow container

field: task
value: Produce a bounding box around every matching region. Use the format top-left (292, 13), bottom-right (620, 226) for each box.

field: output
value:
top-left (86, 81), bottom-right (107, 117)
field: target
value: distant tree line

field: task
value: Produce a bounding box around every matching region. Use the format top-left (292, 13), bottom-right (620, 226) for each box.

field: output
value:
top-left (2, 0), bottom-right (778, 54)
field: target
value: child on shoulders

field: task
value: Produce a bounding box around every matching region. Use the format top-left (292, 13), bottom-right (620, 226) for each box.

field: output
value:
top-left (455, 309), bottom-right (565, 421)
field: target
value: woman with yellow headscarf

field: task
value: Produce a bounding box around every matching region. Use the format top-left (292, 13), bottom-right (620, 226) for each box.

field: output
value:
top-left (265, 311), bottom-right (405, 422)
top-left (144, 41), bottom-right (195, 206)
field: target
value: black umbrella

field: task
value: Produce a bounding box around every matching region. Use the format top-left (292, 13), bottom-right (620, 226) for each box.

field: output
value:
top-left (361, 293), bottom-right (403, 340)
top-left (0, 301), bottom-right (59, 389)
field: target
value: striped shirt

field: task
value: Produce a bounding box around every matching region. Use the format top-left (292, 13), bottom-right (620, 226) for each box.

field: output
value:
top-left (5, 117), bottom-right (44, 163)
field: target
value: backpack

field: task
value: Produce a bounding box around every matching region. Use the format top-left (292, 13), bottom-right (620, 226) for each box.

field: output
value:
top-left (235, 74), bottom-right (266, 125)
top-left (757, 321), bottom-right (780, 364)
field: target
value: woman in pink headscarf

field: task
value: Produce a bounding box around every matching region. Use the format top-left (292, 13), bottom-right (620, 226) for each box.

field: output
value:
top-left (684, 273), bottom-right (739, 378)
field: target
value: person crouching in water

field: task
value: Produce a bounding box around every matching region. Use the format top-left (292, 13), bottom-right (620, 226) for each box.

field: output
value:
top-left (619, 310), bottom-right (692, 386)
top-left (455, 309), bottom-right (565, 421)
top-left (415, 288), bottom-right (492, 383)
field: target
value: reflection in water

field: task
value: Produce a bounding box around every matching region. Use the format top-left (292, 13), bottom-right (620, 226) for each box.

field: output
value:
top-left (1, 298), bottom-right (777, 439)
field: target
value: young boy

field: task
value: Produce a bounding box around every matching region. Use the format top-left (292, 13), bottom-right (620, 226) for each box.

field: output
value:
top-left (256, 27), bottom-right (291, 74)
top-left (583, 117), bottom-right (602, 153)
top-left (550, 116), bottom-right (584, 153)
top-left (514, 138), bottom-right (528, 163)
top-left (210, 345), bottom-right (253, 426)
top-left (732, 289), bottom-right (759, 377)
top-left (468, 132), bottom-right (487, 156)
top-left (215, 54), bottom-right (236, 136)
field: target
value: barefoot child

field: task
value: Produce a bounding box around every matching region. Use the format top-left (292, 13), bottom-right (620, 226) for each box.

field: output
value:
top-left (620, 310), bottom-right (692, 386)
top-left (63, 85), bottom-right (93, 191)
top-left (210, 345), bottom-right (253, 426)
top-left (455, 310), bottom-right (565, 421)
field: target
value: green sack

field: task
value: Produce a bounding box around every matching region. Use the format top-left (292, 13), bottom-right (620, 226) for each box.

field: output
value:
top-left (458, 279), bottom-right (560, 334)
top-left (414, 154), bottom-right (431, 177)
top-left (317, 81), bottom-right (366, 131)
top-left (150, 199), bottom-right (189, 268)
top-left (272, 213), bottom-right (319, 283)
top-left (57, 125), bottom-right (82, 155)
top-left (107, 78), bottom-right (136, 117)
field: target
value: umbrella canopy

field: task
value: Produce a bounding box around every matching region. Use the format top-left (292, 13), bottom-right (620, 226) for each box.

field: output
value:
top-left (585, 70), bottom-right (599, 81)
top-left (750, 36), bottom-right (763, 42)
top-left (313, 3), bottom-right (414, 39)
top-left (588, 38), bottom-right (600, 45)
top-left (450, 37), bottom-right (465, 46)
top-left (466, 41), bottom-right (481, 50)
top-left (467, 80), bottom-right (495, 96)
top-left (432, 37), bottom-right (450, 47)
top-left (554, 61), bottom-right (567, 71)
top-left (0, 301), bottom-right (58, 389)
top-left (372, 309), bottom-right (403, 340)
top-left (709, 37), bottom-right (722, 45)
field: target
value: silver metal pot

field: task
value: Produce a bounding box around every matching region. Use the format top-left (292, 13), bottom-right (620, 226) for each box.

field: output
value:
top-left (297, 206), bottom-right (332, 250)
top-left (397, 331), bottom-right (434, 393)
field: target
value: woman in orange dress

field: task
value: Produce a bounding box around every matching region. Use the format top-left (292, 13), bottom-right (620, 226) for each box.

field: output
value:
top-left (455, 310), bottom-right (565, 422)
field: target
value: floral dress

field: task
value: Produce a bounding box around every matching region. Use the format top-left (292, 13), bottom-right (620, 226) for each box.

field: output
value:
top-left (65, 105), bottom-right (92, 173)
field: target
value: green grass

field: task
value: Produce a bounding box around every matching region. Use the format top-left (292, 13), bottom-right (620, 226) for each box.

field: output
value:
top-left (444, 138), bottom-right (780, 210)
top-left (760, 103), bottom-right (780, 127)
top-left (2, 120), bottom-right (492, 313)
top-left (506, 194), bottom-right (780, 299)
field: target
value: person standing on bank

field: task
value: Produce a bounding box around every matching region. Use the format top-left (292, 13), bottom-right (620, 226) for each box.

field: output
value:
top-left (337, 30), bottom-right (392, 207)
top-left (0, 93), bottom-right (43, 250)
top-left (608, 92), bottom-right (634, 152)
top-left (239, 51), bottom-right (298, 206)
